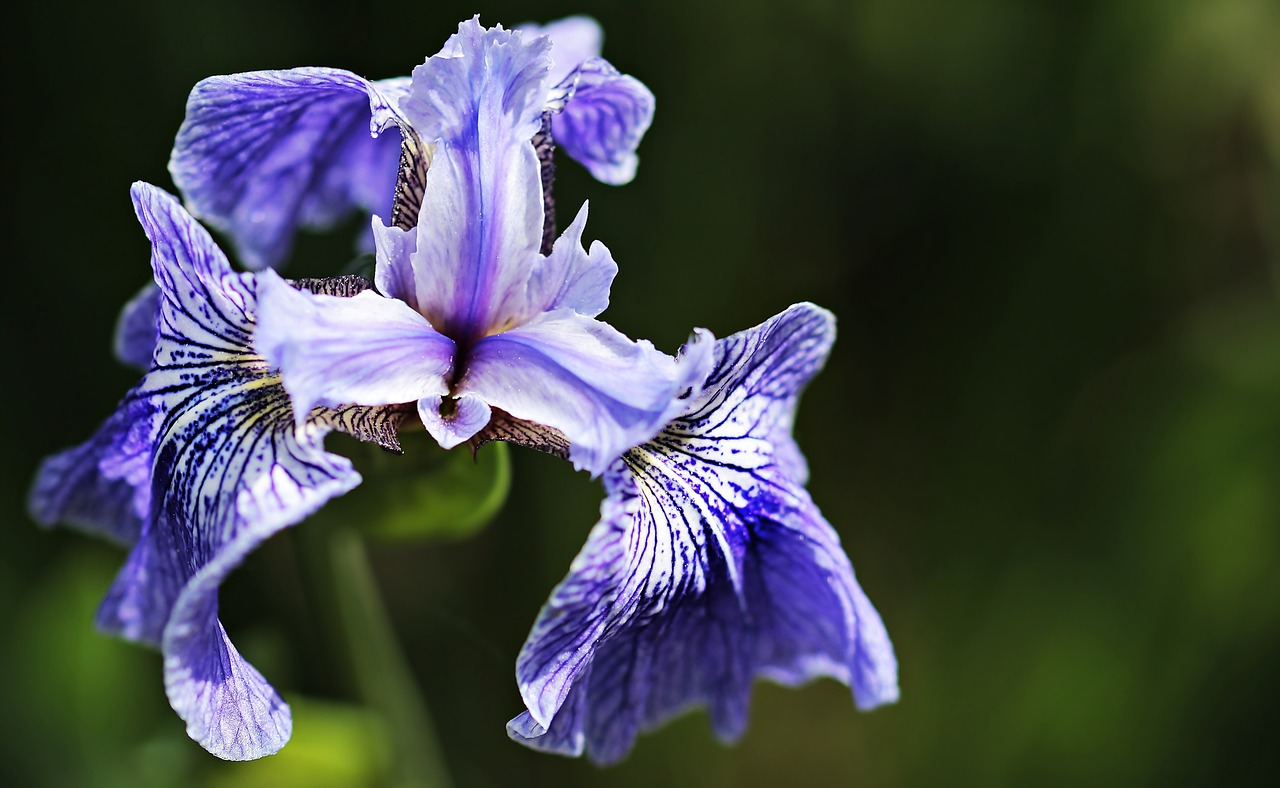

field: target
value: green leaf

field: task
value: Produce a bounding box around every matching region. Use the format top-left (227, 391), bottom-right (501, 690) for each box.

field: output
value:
top-left (322, 432), bottom-right (511, 544)
top-left (7, 548), bottom-right (168, 786)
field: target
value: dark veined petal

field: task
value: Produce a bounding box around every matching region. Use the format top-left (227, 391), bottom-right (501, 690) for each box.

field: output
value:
top-left (398, 17), bottom-right (551, 342)
top-left (89, 182), bottom-right (402, 760)
top-left (553, 58), bottom-right (654, 186)
top-left (509, 304), bottom-right (898, 764)
top-left (469, 406), bottom-right (571, 460)
top-left (114, 281), bottom-right (161, 370)
top-left (692, 302), bottom-right (838, 486)
top-left (462, 313), bottom-right (712, 476)
top-left (170, 68), bottom-right (408, 271)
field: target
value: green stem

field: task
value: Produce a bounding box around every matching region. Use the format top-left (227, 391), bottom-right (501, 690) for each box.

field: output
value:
top-left (327, 524), bottom-right (453, 788)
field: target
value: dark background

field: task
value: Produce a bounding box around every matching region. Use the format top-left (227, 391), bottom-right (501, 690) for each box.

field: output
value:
top-left (4, 0), bottom-right (1278, 786)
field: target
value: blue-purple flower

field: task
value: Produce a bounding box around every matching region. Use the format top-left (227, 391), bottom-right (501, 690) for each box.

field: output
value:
top-left (114, 15), bottom-right (654, 373)
top-left (31, 182), bottom-right (402, 760)
top-left (506, 304), bottom-right (899, 763)
top-left (169, 14), bottom-right (653, 274)
top-left (255, 20), bottom-right (693, 476)
top-left (30, 15), bottom-right (897, 767)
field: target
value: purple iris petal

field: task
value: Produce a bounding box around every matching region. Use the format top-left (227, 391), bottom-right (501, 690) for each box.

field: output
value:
top-left (170, 68), bottom-right (408, 270)
top-left (114, 282), bottom-right (161, 370)
top-left (703, 302), bottom-right (837, 487)
top-left (463, 311), bottom-right (705, 476)
top-left (398, 18), bottom-right (551, 342)
top-left (518, 15), bottom-right (654, 185)
top-left (517, 15), bottom-right (604, 88)
top-left (418, 393), bottom-right (492, 449)
top-left (553, 58), bottom-right (655, 186)
top-left (254, 20), bottom-right (685, 471)
top-left (525, 202), bottom-right (616, 319)
top-left (255, 270), bottom-right (455, 421)
top-left (166, 622), bottom-right (291, 761)
top-left (73, 182), bottom-right (403, 760)
top-left (509, 304), bottom-right (899, 763)
top-left (28, 393), bottom-right (158, 547)
top-left (371, 219), bottom-right (421, 310)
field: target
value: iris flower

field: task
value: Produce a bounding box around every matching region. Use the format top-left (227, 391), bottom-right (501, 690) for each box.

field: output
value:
top-left (31, 182), bottom-right (402, 760)
top-left (255, 20), bottom-right (697, 476)
top-left (31, 16), bottom-right (898, 767)
top-left (506, 304), bottom-right (899, 763)
top-left (31, 19), bottom-right (683, 761)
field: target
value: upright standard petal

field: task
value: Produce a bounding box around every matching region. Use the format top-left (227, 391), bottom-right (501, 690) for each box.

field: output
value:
top-left (462, 310), bottom-right (708, 476)
top-left (91, 183), bottom-right (402, 760)
top-left (398, 18), bottom-right (552, 341)
top-left (509, 304), bottom-right (898, 764)
top-left (553, 59), bottom-right (655, 186)
top-left (517, 15), bottom-right (604, 88)
top-left (170, 68), bottom-right (408, 270)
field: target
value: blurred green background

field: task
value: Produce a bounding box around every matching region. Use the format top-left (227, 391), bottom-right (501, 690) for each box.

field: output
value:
top-left (4, 0), bottom-right (1279, 785)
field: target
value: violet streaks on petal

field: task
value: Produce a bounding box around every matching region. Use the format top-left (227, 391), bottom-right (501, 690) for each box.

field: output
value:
top-left (37, 182), bottom-right (403, 760)
top-left (553, 59), bottom-right (654, 186)
top-left (518, 15), bottom-right (655, 185)
top-left (508, 304), bottom-right (898, 763)
top-left (166, 15), bottom-right (655, 281)
top-left (398, 18), bottom-right (551, 342)
top-left (170, 68), bottom-right (408, 270)
top-left (28, 393), bottom-right (159, 547)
